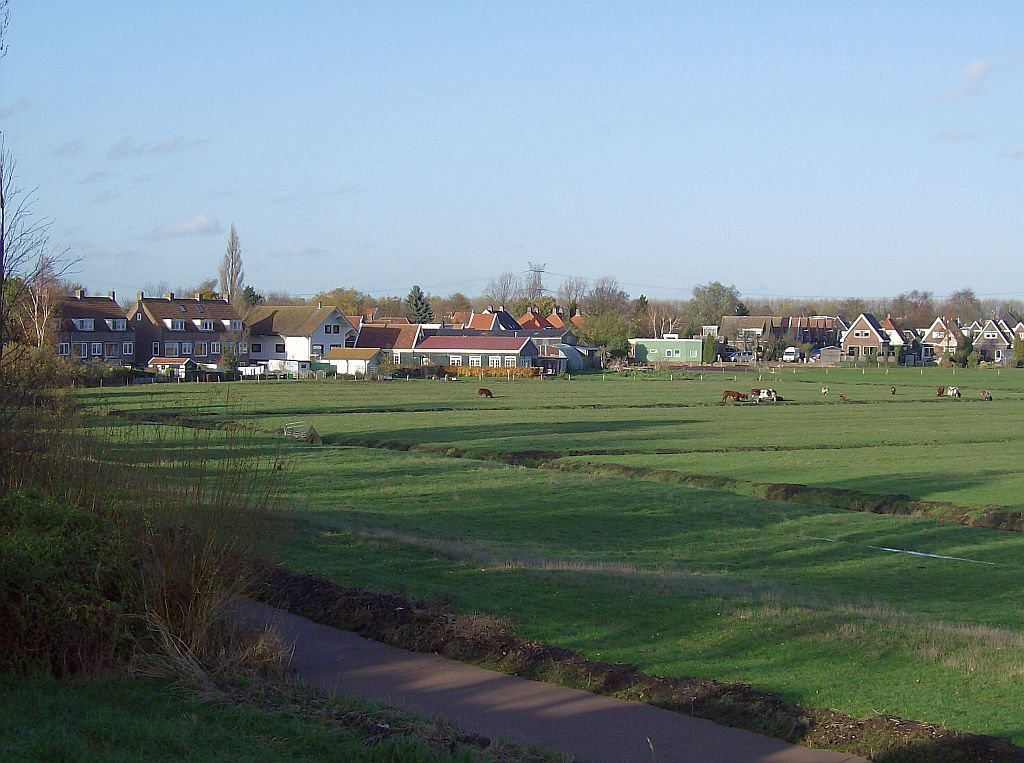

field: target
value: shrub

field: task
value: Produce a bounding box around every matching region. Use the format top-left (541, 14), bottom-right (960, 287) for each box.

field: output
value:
top-left (0, 491), bottom-right (131, 676)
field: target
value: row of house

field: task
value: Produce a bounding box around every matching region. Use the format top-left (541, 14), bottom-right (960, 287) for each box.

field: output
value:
top-left (54, 291), bottom-right (598, 376)
top-left (631, 312), bottom-right (1024, 366)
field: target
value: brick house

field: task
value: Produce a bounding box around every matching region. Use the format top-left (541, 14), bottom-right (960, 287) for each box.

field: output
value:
top-left (920, 317), bottom-right (965, 363)
top-left (127, 292), bottom-right (248, 370)
top-left (841, 313), bottom-right (891, 361)
top-left (56, 289), bottom-right (135, 364)
top-left (971, 319), bottom-right (1014, 363)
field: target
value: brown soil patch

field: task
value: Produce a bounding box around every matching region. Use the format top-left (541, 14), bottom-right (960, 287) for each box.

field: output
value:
top-left (254, 565), bottom-right (1024, 763)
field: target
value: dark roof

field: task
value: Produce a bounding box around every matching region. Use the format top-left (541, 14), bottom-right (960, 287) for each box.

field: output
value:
top-left (247, 305), bottom-right (349, 337)
top-left (416, 336), bottom-right (533, 352)
top-left (135, 294), bottom-right (242, 322)
top-left (58, 295), bottom-right (128, 321)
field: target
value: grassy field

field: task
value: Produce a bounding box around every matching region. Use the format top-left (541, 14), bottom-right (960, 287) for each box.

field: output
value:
top-left (77, 366), bottom-right (1024, 745)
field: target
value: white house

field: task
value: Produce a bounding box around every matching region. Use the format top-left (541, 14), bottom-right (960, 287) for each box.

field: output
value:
top-left (246, 304), bottom-right (356, 370)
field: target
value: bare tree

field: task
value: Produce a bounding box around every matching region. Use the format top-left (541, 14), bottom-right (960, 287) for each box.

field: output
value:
top-left (557, 275), bottom-right (588, 313)
top-left (218, 223), bottom-right (244, 303)
top-left (483, 271), bottom-right (520, 308)
top-left (584, 275), bottom-right (629, 316)
top-left (646, 299), bottom-right (683, 337)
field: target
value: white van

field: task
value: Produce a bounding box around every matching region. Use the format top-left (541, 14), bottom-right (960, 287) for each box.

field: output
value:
top-left (782, 347), bottom-right (802, 362)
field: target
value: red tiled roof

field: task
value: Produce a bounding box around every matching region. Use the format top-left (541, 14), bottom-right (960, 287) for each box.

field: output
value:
top-left (467, 313), bottom-right (497, 330)
top-left (416, 336), bottom-right (530, 351)
top-left (518, 312), bottom-right (553, 330)
top-left (355, 324), bottom-right (420, 350)
top-left (546, 311), bottom-right (567, 329)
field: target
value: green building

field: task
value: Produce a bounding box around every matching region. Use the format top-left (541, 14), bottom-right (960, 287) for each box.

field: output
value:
top-left (628, 335), bottom-right (703, 364)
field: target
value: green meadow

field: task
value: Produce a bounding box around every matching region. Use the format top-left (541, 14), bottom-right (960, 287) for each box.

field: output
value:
top-left (78, 366), bottom-right (1024, 744)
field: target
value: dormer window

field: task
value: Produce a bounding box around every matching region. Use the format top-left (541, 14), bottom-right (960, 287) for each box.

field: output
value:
top-left (178, 304), bottom-right (187, 313)
top-left (171, 319), bottom-right (186, 331)
top-left (74, 318), bottom-right (95, 331)
top-left (196, 305), bottom-right (205, 314)
top-left (230, 320), bottom-right (242, 331)
top-left (107, 319), bottom-right (127, 331)
top-left (202, 320), bottom-right (215, 331)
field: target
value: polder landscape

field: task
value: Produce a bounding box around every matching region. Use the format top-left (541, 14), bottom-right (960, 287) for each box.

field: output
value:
top-left (44, 365), bottom-right (1024, 761)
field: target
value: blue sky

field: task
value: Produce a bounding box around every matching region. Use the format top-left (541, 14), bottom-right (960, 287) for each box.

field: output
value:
top-left (1, 2), bottom-right (1022, 301)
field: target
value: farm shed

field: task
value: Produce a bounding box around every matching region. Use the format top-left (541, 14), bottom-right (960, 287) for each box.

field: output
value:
top-left (628, 336), bottom-right (703, 364)
top-left (324, 347), bottom-right (383, 376)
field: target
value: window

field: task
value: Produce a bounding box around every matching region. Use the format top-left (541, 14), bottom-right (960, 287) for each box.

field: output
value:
top-left (196, 304), bottom-right (205, 314)
top-left (180, 341), bottom-right (193, 355)
top-left (421, 357), bottom-right (432, 365)
top-left (649, 348), bottom-right (658, 354)
top-left (105, 342), bottom-right (118, 357)
top-left (985, 332), bottom-right (997, 339)
top-left (469, 356), bottom-right (482, 367)
top-left (250, 343), bottom-right (262, 353)
top-left (78, 343), bottom-right (89, 359)
top-left (393, 352), bottom-right (402, 365)
top-left (58, 342), bottom-right (70, 356)
top-left (202, 320), bottom-right (215, 332)
top-left (91, 342), bottom-right (103, 356)
top-left (74, 318), bottom-right (95, 331)
top-left (275, 343), bottom-right (286, 353)
top-left (211, 342), bottom-right (221, 355)
top-left (230, 320), bottom-right (242, 331)
top-left (934, 331), bottom-right (945, 338)
top-left (238, 342), bottom-right (248, 354)
top-left (171, 319), bottom-right (186, 331)
top-left (122, 342), bottom-right (134, 356)
top-left (164, 342), bottom-right (179, 357)
top-left (178, 304), bottom-right (187, 313)
top-left (135, 313), bottom-right (142, 321)
top-left (449, 356), bottom-right (463, 366)
top-left (107, 319), bottom-right (127, 331)
top-left (312, 344), bottom-right (323, 356)
top-left (152, 342), bottom-right (160, 357)
top-left (489, 356), bottom-right (502, 367)
top-left (505, 356), bottom-right (517, 367)
top-left (196, 342), bottom-right (208, 357)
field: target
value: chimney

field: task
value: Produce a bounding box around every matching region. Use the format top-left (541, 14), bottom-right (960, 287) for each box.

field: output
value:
top-left (317, 301), bottom-right (322, 309)
top-left (137, 291), bottom-right (145, 300)
top-left (164, 292), bottom-right (175, 300)
top-left (498, 304), bottom-right (505, 312)
top-left (196, 293), bottom-right (203, 301)
top-left (73, 288), bottom-right (85, 299)
top-left (108, 291), bottom-right (115, 301)
top-left (487, 304), bottom-right (494, 312)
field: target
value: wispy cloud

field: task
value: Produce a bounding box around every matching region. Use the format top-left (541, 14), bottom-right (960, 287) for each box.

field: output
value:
top-left (936, 129), bottom-right (981, 142)
top-left (108, 135), bottom-right (147, 159)
top-left (78, 171), bottom-right (107, 185)
top-left (53, 140), bottom-right (84, 157)
top-left (146, 214), bottom-right (222, 240)
top-left (0, 97), bottom-right (31, 118)
top-left (276, 245), bottom-right (331, 259)
top-left (151, 135), bottom-right (208, 153)
top-left (91, 191), bottom-right (121, 204)
top-left (109, 134), bottom-right (208, 159)
top-left (930, 59), bottom-right (992, 104)
top-left (1000, 148), bottom-right (1024, 159)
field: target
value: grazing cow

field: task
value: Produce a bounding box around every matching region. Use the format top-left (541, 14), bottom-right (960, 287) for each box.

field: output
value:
top-left (981, 389), bottom-right (993, 401)
top-left (820, 386), bottom-right (829, 396)
top-left (477, 388), bottom-right (494, 398)
top-left (839, 394), bottom-right (848, 402)
top-left (890, 386), bottom-right (897, 395)
top-left (947, 386), bottom-right (961, 399)
top-left (936, 386), bottom-right (945, 397)
top-left (757, 388), bottom-right (779, 402)
top-left (722, 390), bottom-right (747, 403)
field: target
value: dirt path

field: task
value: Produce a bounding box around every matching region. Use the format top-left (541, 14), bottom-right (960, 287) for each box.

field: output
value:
top-left (236, 599), bottom-right (866, 763)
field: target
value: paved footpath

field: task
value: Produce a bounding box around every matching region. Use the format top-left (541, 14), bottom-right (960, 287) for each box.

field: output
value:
top-left (237, 600), bottom-right (867, 763)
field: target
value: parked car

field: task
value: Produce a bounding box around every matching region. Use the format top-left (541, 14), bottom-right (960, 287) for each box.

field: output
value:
top-left (782, 346), bottom-right (803, 362)
top-left (732, 351), bottom-right (755, 363)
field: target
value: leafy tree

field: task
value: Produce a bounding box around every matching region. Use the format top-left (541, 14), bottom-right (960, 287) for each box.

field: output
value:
top-left (579, 311), bottom-right (630, 348)
top-left (690, 281), bottom-right (743, 326)
top-left (218, 224), bottom-right (244, 304)
top-left (242, 285), bottom-right (263, 307)
top-left (1014, 338), bottom-right (1024, 368)
top-left (702, 333), bottom-right (718, 364)
top-left (405, 285), bottom-right (434, 323)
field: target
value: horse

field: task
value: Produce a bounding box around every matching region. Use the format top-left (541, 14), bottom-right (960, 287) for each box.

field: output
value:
top-left (820, 386), bottom-right (829, 396)
top-left (722, 390), bottom-right (747, 403)
top-left (477, 388), bottom-right (494, 398)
